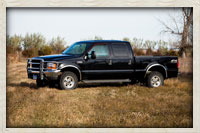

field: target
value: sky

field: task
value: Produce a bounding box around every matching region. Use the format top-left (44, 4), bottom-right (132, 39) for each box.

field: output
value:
top-left (7, 8), bottom-right (182, 46)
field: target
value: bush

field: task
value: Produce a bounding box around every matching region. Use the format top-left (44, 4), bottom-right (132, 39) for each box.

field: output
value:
top-left (49, 37), bottom-right (66, 54)
top-left (22, 48), bottom-right (39, 57)
top-left (146, 48), bottom-right (153, 55)
top-left (167, 49), bottom-right (179, 56)
top-left (23, 33), bottom-right (46, 51)
top-left (6, 35), bottom-right (22, 54)
top-left (38, 45), bottom-right (52, 56)
top-left (133, 48), bottom-right (145, 56)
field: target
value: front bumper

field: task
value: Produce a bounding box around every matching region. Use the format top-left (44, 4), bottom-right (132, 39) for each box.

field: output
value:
top-left (27, 69), bottom-right (61, 80)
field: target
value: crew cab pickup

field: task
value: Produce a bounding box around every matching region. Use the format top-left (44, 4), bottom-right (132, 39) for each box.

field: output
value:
top-left (27, 40), bottom-right (179, 90)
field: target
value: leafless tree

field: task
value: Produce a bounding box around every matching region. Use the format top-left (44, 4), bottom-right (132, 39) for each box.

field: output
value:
top-left (158, 8), bottom-right (193, 57)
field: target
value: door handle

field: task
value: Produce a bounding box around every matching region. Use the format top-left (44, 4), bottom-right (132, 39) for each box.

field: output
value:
top-left (128, 60), bottom-right (132, 65)
top-left (108, 60), bottom-right (112, 65)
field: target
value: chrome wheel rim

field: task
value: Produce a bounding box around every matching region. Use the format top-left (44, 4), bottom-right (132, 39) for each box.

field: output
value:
top-left (151, 75), bottom-right (161, 87)
top-left (63, 76), bottom-right (74, 89)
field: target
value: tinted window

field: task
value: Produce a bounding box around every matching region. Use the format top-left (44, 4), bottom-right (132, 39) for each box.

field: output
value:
top-left (88, 44), bottom-right (109, 58)
top-left (62, 43), bottom-right (87, 55)
top-left (111, 43), bottom-right (129, 57)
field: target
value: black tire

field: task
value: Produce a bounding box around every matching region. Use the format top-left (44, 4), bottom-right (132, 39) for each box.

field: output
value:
top-left (59, 71), bottom-right (78, 90)
top-left (147, 71), bottom-right (164, 88)
top-left (36, 79), bottom-right (46, 87)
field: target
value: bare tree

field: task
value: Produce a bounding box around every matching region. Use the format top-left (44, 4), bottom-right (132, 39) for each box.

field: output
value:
top-left (158, 8), bottom-right (193, 57)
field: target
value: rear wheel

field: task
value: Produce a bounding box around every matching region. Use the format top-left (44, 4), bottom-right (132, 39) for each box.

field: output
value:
top-left (147, 71), bottom-right (164, 88)
top-left (59, 71), bottom-right (78, 90)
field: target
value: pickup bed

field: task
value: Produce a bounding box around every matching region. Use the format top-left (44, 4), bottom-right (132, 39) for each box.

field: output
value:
top-left (27, 40), bottom-right (179, 89)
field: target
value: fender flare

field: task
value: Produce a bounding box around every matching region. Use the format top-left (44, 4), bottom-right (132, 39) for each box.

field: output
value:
top-left (60, 65), bottom-right (82, 80)
top-left (144, 63), bottom-right (168, 78)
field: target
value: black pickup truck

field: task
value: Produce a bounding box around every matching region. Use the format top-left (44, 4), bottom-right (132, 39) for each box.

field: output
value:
top-left (27, 40), bottom-right (179, 90)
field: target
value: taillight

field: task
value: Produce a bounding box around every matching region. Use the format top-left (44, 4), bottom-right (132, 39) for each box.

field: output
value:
top-left (177, 59), bottom-right (179, 68)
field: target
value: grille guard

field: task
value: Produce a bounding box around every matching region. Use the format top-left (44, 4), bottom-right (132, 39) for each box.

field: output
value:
top-left (27, 58), bottom-right (59, 80)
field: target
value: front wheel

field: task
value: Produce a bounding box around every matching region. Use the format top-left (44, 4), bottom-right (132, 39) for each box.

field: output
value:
top-left (59, 71), bottom-right (78, 90)
top-left (147, 71), bottom-right (164, 88)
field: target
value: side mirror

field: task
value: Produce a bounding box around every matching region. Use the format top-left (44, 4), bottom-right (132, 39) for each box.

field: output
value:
top-left (91, 51), bottom-right (96, 59)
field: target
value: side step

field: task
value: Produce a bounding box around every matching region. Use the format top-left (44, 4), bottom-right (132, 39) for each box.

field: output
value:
top-left (82, 79), bottom-right (131, 83)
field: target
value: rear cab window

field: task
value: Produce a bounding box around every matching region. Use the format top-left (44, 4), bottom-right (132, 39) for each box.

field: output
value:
top-left (110, 43), bottom-right (131, 58)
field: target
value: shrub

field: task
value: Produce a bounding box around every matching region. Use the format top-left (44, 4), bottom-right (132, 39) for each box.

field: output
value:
top-left (22, 47), bottom-right (39, 57)
top-left (38, 45), bottom-right (52, 55)
top-left (167, 49), bottom-right (179, 56)
top-left (133, 48), bottom-right (145, 56)
top-left (146, 48), bottom-right (153, 55)
top-left (23, 33), bottom-right (46, 51)
top-left (6, 35), bottom-right (22, 54)
top-left (49, 37), bottom-right (66, 54)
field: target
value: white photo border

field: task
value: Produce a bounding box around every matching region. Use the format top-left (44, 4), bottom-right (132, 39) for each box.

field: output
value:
top-left (0, 0), bottom-right (200, 132)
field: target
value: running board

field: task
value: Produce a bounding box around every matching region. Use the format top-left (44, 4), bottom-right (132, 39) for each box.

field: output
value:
top-left (82, 79), bottom-right (131, 83)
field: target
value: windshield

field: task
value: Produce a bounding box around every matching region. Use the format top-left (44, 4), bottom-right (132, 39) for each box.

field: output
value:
top-left (62, 42), bottom-right (87, 55)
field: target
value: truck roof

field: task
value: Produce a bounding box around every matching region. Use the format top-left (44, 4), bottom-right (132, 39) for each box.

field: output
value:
top-left (76, 40), bottom-right (129, 43)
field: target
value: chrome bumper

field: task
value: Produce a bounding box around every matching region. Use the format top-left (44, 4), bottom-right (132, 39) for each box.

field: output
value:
top-left (44, 70), bottom-right (61, 79)
top-left (27, 69), bottom-right (61, 80)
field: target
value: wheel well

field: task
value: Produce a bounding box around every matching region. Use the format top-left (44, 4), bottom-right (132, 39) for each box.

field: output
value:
top-left (148, 66), bottom-right (167, 79)
top-left (61, 67), bottom-right (81, 81)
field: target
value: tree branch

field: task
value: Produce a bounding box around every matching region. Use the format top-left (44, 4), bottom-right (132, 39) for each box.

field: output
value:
top-left (157, 18), bottom-right (182, 35)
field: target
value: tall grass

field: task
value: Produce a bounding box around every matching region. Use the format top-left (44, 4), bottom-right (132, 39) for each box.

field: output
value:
top-left (6, 61), bottom-right (192, 128)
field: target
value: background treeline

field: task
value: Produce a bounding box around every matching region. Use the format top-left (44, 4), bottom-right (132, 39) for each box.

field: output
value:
top-left (84, 35), bottom-right (192, 57)
top-left (6, 33), bottom-right (67, 58)
top-left (7, 33), bottom-right (192, 61)
top-left (122, 37), bottom-right (180, 56)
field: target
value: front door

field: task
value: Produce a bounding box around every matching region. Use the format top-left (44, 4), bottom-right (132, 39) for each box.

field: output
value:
top-left (82, 43), bottom-right (112, 79)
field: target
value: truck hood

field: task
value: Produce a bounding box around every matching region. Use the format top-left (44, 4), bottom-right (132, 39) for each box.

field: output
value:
top-left (32, 54), bottom-right (77, 61)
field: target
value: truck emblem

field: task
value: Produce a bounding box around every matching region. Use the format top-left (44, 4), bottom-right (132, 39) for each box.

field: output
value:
top-left (171, 59), bottom-right (177, 63)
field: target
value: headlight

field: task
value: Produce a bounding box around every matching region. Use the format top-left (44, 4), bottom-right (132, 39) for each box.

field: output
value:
top-left (47, 63), bottom-right (57, 69)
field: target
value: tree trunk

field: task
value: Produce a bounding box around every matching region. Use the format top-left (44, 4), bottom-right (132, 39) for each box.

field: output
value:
top-left (180, 8), bottom-right (193, 58)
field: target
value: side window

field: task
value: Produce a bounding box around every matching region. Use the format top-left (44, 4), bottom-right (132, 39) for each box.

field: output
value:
top-left (88, 44), bottom-right (109, 58)
top-left (111, 43), bottom-right (130, 57)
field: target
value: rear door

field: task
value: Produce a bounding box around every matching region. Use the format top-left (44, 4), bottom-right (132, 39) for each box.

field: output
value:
top-left (109, 43), bottom-right (134, 79)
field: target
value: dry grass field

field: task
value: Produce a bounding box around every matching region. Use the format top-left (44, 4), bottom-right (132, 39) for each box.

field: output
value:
top-left (6, 60), bottom-right (193, 128)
